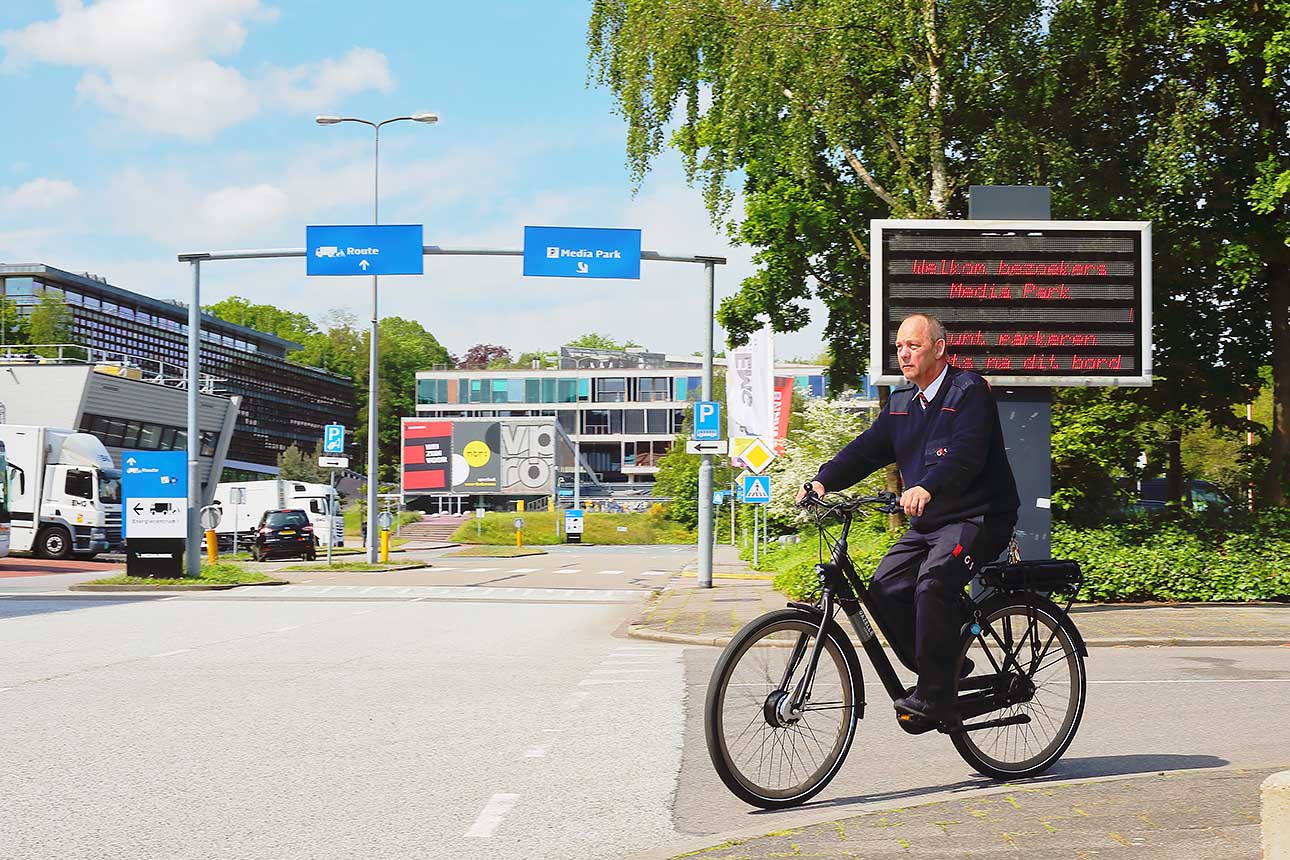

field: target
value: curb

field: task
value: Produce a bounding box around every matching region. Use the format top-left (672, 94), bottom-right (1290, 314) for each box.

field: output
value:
top-left (626, 625), bottom-right (1289, 649)
top-left (70, 579), bottom-right (289, 592)
top-left (1265, 769), bottom-right (1290, 859)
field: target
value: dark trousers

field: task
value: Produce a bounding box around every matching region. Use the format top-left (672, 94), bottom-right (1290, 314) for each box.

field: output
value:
top-left (869, 515), bottom-right (1015, 706)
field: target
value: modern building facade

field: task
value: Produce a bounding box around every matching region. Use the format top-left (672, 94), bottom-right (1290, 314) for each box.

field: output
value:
top-left (415, 347), bottom-right (832, 484)
top-left (0, 264), bottom-right (356, 476)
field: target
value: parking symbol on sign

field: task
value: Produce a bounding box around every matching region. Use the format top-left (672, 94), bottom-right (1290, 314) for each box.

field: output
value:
top-left (546, 246), bottom-right (560, 259)
top-left (323, 424), bottom-right (345, 454)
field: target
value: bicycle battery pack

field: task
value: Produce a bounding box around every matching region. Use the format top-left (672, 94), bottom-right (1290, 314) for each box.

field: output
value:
top-left (977, 559), bottom-right (1083, 594)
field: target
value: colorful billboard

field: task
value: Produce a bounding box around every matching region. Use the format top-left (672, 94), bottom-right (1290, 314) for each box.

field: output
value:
top-left (402, 418), bottom-right (557, 496)
top-left (451, 421), bottom-right (501, 491)
top-left (401, 420), bottom-right (452, 492)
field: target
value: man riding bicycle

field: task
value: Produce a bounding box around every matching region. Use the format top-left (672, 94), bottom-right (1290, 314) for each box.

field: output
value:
top-left (796, 313), bottom-right (1019, 725)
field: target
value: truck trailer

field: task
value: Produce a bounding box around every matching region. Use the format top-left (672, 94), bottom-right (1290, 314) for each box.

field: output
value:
top-left (0, 425), bottom-right (122, 558)
top-left (209, 479), bottom-right (343, 548)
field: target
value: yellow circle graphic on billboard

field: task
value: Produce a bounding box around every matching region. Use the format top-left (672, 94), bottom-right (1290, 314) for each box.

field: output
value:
top-left (463, 440), bottom-right (491, 467)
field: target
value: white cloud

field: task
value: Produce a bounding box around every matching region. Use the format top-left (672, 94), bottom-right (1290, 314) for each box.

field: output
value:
top-left (3, 177), bottom-right (80, 209)
top-left (198, 183), bottom-right (290, 237)
top-left (265, 48), bottom-right (393, 112)
top-left (0, 1), bottom-right (390, 139)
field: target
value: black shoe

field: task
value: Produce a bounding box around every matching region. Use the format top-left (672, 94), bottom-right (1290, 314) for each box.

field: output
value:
top-left (894, 693), bottom-right (957, 723)
top-left (959, 656), bottom-right (975, 678)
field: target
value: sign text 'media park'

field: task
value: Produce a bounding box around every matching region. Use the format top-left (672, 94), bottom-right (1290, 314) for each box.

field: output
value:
top-left (869, 221), bottom-right (1152, 387)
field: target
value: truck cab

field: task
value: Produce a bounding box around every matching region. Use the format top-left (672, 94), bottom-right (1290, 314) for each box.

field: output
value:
top-left (1, 426), bottom-right (122, 559)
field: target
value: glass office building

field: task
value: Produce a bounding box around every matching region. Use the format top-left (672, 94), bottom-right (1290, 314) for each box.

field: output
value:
top-left (415, 349), bottom-right (831, 484)
top-left (0, 264), bottom-right (356, 475)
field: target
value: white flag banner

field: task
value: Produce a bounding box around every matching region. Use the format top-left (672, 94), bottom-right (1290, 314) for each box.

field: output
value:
top-left (726, 325), bottom-right (774, 440)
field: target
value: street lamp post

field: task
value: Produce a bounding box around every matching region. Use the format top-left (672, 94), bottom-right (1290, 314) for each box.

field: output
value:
top-left (316, 112), bottom-right (438, 562)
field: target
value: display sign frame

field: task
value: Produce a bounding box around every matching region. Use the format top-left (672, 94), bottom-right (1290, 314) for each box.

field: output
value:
top-left (869, 220), bottom-right (1152, 387)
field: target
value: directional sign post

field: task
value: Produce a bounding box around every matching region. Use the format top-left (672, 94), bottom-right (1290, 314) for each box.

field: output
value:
top-left (122, 450), bottom-right (188, 578)
top-left (323, 424), bottom-right (345, 454)
top-left (564, 509), bottom-right (584, 544)
top-left (694, 401), bottom-right (721, 440)
top-left (522, 226), bottom-right (642, 279)
top-left (306, 225), bottom-right (424, 276)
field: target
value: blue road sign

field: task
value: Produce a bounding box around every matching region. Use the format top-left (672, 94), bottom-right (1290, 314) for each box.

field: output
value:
top-left (742, 475), bottom-right (771, 504)
top-left (307, 225), bottom-right (424, 276)
top-left (522, 226), bottom-right (641, 279)
top-left (323, 424), bottom-right (345, 454)
top-left (694, 401), bottom-right (720, 440)
top-left (122, 450), bottom-right (188, 538)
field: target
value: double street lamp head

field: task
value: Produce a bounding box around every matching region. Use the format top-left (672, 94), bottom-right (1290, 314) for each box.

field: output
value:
top-left (314, 113), bottom-right (439, 126)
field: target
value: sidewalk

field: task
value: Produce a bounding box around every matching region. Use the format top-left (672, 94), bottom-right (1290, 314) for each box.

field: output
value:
top-left (645, 765), bottom-right (1278, 860)
top-left (629, 545), bottom-right (1290, 647)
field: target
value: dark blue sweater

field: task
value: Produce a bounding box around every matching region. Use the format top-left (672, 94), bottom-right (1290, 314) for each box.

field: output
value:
top-left (814, 366), bottom-right (1019, 532)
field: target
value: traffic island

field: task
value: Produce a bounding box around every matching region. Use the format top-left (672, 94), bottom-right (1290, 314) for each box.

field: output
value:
top-left (441, 547), bottom-right (548, 558)
top-left (72, 562), bottom-right (285, 591)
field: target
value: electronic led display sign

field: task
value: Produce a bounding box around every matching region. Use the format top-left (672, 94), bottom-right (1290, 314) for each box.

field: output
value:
top-left (870, 220), bottom-right (1152, 387)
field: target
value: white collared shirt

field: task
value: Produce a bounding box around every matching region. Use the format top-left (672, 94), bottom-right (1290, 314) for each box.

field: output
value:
top-left (919, 364), bottom-right (950, 407)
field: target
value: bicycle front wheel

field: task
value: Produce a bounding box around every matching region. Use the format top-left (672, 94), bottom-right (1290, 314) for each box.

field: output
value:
top-left (704, 608), bottom-right (862, 809)
top-left (952, 596), bottom-right (1086, 780)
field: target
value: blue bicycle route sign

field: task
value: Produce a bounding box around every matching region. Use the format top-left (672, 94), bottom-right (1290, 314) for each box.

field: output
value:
top-left (307, 225), bottom-right (424, 276)
top-left (522, 226), bottom-right (641, 279)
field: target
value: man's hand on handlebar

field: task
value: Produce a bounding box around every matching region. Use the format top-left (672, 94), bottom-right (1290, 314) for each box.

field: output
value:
top-left (795, 481), bottom-right (825, 507)
top-left (900, 485), bottom-right (931, 517)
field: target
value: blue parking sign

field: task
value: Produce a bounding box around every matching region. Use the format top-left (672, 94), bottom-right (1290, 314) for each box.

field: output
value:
top-left (694, 401), bottom-right (720, 440)
top-left (323, 424), bottom-right (345, 454)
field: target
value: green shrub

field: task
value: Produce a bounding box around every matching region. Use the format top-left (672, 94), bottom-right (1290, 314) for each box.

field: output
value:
top-left (1054, 509), bottom-right (1290, 602)
top-left (761, 515), bottom-right (901, 601)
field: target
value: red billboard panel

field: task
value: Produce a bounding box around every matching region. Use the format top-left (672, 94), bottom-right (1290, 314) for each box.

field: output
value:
top-left (402, 420), bottom-right (451, 492)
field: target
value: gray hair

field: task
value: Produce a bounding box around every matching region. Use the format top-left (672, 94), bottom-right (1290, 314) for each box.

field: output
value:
top-left (902, 312), bottom-right (947, 344)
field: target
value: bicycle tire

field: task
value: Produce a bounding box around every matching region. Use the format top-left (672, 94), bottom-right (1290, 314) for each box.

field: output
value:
top-left (951, 595), bottom-right (1086, 780)
top-left (704, 608), bottom-right (863, 809)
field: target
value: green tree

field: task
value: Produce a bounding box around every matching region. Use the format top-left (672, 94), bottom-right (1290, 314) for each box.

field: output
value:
top-left (277, 442), bottom-right (327, 482)
top-left (565, 333), bottom-right (643, 350)
top-left (204, 297), bottom-right (318, 344)
top-left (589, 0), bottom-right (1048, 385)
top-left (27, 292), bottom-right (73, 355)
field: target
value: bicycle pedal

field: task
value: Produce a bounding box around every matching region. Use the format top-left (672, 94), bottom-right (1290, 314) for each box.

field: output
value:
top-left (896, 712), bottom-right (938, 735)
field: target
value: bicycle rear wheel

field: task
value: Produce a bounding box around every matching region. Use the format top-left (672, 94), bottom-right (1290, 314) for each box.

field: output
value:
top-left (704, 608), bottom-right (862, 809)
top-left (951, 596), bottom-right (1086, 779)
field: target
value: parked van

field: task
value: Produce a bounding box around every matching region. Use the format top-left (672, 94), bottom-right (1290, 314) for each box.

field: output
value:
top-left (210, 479), bottom-right (342, 548)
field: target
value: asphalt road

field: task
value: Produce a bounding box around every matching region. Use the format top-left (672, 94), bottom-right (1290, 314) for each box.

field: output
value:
top-left (0, 591), bottom-right (686, 860)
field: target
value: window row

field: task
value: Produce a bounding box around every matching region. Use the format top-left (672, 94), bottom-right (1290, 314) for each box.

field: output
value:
top-left (79, 412), bottom-right (217, 457)
top-left (417, 375), bottom-right (701, 406)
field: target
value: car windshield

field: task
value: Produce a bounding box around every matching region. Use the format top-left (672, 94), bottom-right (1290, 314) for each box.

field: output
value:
top-left (266, 511), bottom-right (308, 528)
top-left (98, 469), bottom-right (122, 505)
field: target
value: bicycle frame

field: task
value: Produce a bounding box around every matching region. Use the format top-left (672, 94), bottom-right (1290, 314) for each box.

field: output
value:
top-left (785, 502), bottom-right (1074, 731)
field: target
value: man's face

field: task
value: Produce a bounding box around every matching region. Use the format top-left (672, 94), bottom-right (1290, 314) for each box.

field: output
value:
top-left (895, 317), bottom-right (945, 388)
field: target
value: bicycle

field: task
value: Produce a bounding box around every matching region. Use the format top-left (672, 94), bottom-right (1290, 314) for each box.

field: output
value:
top-left (704, 488), bottom-right (1088, 809)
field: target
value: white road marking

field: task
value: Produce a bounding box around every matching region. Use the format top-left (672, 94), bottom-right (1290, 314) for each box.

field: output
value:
top-left (1086, 678), bottom-right (1290, 684)
top-left (268, 626), bottom-right (300, 634)
top-left (523, 746), bottom-right (547, 758)
top-left (462, 568), bottom-right (498, 573)
top-left (596, 569), bottom-right (626, 576)
top-left (590, 668), bottom-right (658, 675)
top-left (151, 649), bottom-right (191, 658)
top-left (465, 793), bottom-right (520, 838)
top-left (579, 678), bottom-right (635, 686)
top-left (555, 568), bottom-right (582, 574)
top-left (511, 568), bottom-right (540, 573)
top-left (542, 728), bottom-right (563, 733)
top-left (640, 570), bottom-right (671, 576)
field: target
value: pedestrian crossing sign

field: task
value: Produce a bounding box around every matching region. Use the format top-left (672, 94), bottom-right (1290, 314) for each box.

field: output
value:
top-left (742, 475), bottom-right (771, 504)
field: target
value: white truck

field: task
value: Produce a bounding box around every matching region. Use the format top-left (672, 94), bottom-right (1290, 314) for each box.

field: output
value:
top-left (0, 425), bottom-right (122, 559)
top-left (209, 479), bottom-right (343, 548)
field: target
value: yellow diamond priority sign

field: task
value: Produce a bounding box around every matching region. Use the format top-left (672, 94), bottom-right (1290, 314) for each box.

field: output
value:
top-left (737, 437), bottom-right (777, 474)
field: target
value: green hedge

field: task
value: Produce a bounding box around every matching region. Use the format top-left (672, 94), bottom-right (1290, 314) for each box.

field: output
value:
top-left (1053, 509), bottom-right (1290, 602)
top-left (763, 508), bottom-right (1290, 603)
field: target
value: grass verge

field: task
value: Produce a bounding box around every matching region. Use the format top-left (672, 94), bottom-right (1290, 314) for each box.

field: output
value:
top-left (85, 561), bottom-right (275, 587)
top-left (291, 562), bottom-right (427, 572)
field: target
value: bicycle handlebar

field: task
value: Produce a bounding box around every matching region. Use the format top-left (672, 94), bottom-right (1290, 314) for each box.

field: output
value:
top-left (797, 484), bottom-right (902, 515)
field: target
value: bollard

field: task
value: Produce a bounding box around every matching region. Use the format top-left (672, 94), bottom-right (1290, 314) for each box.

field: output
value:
top-left (379, 529), bottom-right (390, 563)
top-left (1264, 770), bottom-right (1290, 859)
top-left (205, 529), bottom-right (218, 564)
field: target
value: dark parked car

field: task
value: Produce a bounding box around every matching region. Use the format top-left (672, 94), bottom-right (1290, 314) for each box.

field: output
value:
top-left (250, 509), bottom-right (316, 562)
top-left (1123, 479), bottom-right (1237, 516)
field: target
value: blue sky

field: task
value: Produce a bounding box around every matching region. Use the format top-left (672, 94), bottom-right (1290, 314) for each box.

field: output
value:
top-left (0, 0), bottom-right (827, 359)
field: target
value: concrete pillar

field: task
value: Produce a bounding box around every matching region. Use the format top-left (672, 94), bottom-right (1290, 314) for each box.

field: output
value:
top-left (1264, 770), bottom-right (1290, 859)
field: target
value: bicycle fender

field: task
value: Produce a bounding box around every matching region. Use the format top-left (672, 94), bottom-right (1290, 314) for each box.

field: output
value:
top-left (977, 593), bottom-right (1088, 657)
